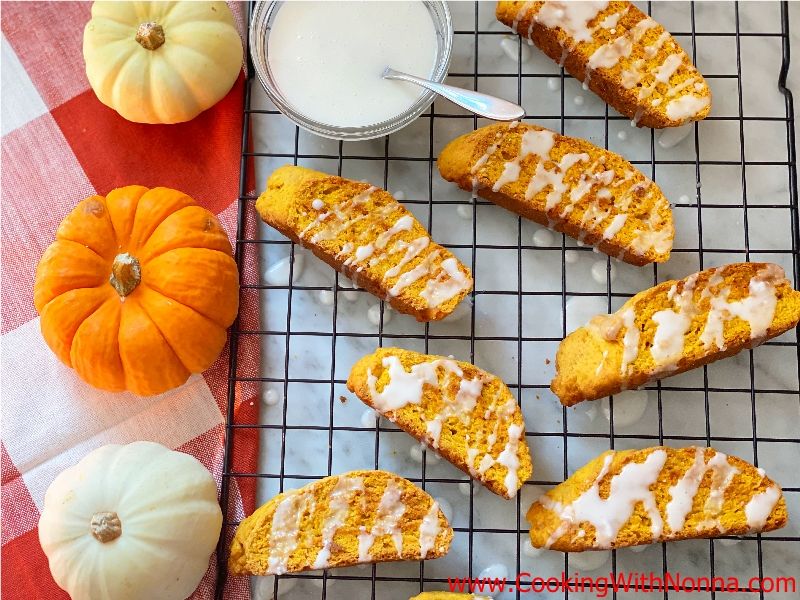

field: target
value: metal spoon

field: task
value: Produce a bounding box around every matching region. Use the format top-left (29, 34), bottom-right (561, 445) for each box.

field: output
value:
top-left (382, 67), bottom-right (526, 121)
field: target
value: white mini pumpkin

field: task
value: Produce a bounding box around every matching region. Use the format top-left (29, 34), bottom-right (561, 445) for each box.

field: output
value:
top-left (39, 441), bottom-right (222, 600)
top-left (83, 1), bottom-right (243, 124)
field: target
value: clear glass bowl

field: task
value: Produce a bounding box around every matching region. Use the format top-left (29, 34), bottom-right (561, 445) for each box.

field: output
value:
top-left (249, 1), bottom-right (453, 141)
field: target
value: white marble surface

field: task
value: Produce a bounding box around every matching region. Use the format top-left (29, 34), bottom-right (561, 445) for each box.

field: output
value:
top-left (247, 2), bottom-right (799, 599)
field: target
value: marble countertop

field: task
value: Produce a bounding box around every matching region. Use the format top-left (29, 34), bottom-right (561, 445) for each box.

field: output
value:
top-left (247, 2), bottom-right (799, 599)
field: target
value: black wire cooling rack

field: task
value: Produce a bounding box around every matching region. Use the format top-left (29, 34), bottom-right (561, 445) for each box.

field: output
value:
top-left (217, 2), bottom-right (800, 599)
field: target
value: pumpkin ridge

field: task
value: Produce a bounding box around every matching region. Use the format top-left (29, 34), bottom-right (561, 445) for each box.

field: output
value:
top-left (108, 48), bottom-right (147, 114)
top-left (117, 296), bottom-right (190, 393)
top-left (135, 284), bottom-right (225, 373)
top-left (155, 51), bottom-right (210, 112)
top-left (135, 205), bottom-right (233, 263)
top-left (160, 31), bottom-right (237, 73)
top-left (128, 188), bottom-right (196, 251)
top-left (136, 281), bottom-right (228, 328)
top-left (139, 244), bottom-right (235, 266)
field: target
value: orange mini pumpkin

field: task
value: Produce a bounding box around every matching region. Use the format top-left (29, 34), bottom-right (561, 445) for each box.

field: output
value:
top-left (34, 185), bottom-right (239, 396)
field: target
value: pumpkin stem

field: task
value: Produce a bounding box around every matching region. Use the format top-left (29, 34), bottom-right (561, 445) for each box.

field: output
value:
top-left (110, 253), bottom-right (142, 298)
top-left (135, 22), bottom-right (165, 50)
top-left (90, 511), bottom-right (122, 543)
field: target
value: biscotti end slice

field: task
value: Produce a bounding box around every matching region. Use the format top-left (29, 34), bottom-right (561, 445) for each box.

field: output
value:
top-left (527, 446), bottom-right (787, 551)
top-left (229, 470), bottom-right (452, 575)
top-left (257, 165), bottom-right (472, 321)
top-left (551, 262), bottom-right (800, 406)
top-left (497, 1), bottom-right (711, 128)
top-left (438, 122), bottom-right (673, 266)
top-left (347, 347), bottom-right (532, 499)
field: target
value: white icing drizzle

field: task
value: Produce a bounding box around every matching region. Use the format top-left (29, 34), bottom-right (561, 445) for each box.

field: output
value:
top-left (426, 373), bottom-right (483, 448)
top-left (588, 33), bottom-right (632, 70)
top-left (539, 449), bottom-right (668, 549)
top-left (745, 486), bottom-right (781, 532)
top-left (420, 257), bottom-right (472, 308)
top-left (511, 1), bottom-right (534, 33)
top-left (418, 501), bottom-right (442, 558)
top-left (301, 186), bottom-right (376, 242)
top-left (388, 250), bottom-right (438, 297)
top-left (619, 307), bottom-right (639, 375)
top-left (603, 214), bottom-right (628, 239)
top-left (645, 30), bottom-right (671, 58)
top-left (630, 197), bottom-right (672, 256)
top-left (492, 129), bottom-right (556, 191)
top-left (313, 476), bottom-right (365, 569)
top-left (357, 479), bottom-right (406, 562)
top-left (700, 267), bottom-right (783, 350)
top-left (666, 95), bottom-right (710, 122)
top-left (535, 1), bottom-right (609, 43)
top-left (528, 152), bottom-right (590, 210)
top-left (367, 355), bottom-right (448, 412)
top-left (384, 236), bottom-right (430, 278)
top-left (496, 423), bottom-right (524, 492)
top-left (650, 276), bottom-right (698, 370)
top-left (267, 490), bottom-right (315, 575)
top-left (367, 355), bottom-right (525, 496)
top-left (695, 452), bottom-right (740, 532)
top-left (302, 186), bottom-right (465, 302)
top-left (699, 266), bottom-right (780, 351)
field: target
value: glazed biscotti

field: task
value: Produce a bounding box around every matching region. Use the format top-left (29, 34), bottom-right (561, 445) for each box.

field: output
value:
top-left (347, 348), bottom-right (532, 499)
top-left (257, 166), bottom-right (472, 321)
top-left (438, 122), bottom-right (673, 265)
top-left (552, 263), bottom-right (800, 406)
top-left (229, 470), bottom-right (452, 575)
top-left (527, 446), bottom-right (787, 551)
top-left (497, 1), bottom-right (711, 127)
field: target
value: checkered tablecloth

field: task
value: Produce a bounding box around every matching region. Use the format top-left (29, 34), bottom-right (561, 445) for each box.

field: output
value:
top-left (1, 2), bottom-right (258, 598)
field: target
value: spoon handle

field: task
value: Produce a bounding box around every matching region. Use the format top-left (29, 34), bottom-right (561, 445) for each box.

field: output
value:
top-left (382, 67), bottom-right (525, 121)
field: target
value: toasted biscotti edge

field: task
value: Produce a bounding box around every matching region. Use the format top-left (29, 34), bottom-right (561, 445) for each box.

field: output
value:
top-left (496, 1), bottom-right (712, 128)
top-left (437, 124), bottom-right (671, 266)
top-left (347, 347), bottom-right (533, 499)
top-left (551, 263), bottom-right (800, 406)
top-left (256, 165), bottom-right (472, 322)
top-left (526, 447), bottom-right (787, 551)
top-left (229, 470), bottom-right (453, 575)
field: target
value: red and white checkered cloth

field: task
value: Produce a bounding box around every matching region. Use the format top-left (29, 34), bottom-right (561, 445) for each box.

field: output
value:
top-left (1, 3), bottom-right (259, 598)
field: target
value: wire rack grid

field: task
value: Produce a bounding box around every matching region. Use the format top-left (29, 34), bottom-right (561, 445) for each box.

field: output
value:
top-left (217, 2), bottom-right (800, 599)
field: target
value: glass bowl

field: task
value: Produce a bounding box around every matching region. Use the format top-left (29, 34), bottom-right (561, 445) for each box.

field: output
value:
top-left (249, 0), bottom-right (453, 141)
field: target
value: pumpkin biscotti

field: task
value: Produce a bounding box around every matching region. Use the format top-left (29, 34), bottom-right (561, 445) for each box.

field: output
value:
top-left (527, 446), bottom-right (787, 551)
top-left (228, 470), bottom-right (452, 575)
top-left (257, 166), bottom-right (472, 321)
top-left (552, 263), bottom-right (800, 406)
top-left (347, 348), bottom-right (532, 499)
top-left (497, 1), bottom-right (711, 127)
top-left (438, 122), bottom-right (672, 265)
